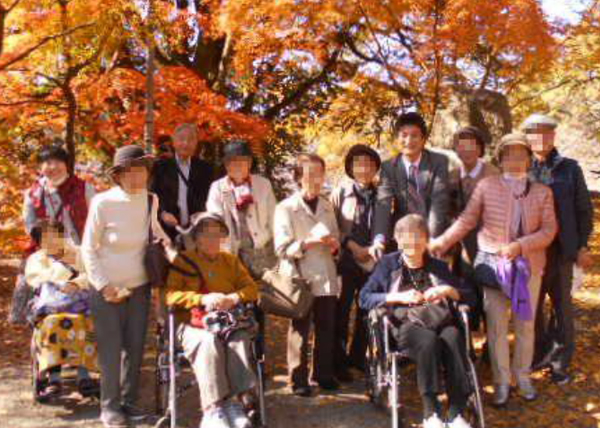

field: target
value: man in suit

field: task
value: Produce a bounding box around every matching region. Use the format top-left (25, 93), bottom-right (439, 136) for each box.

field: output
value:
top-left (371, 112), bottom-right (450, 258)
top-left (151, 123), bottom-right (214, 240)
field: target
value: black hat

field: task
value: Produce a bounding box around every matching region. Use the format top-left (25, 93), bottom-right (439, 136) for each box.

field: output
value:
top-left (223, 140), bottom-right (253, 162)
top-left (107, 145), bottom-right (153, 176)
top-left (344, 144), bottom-right (381, 179)
top-left (38, 146), bottom-right (69, 165)
top-left (393, 112), bottom-right (427, 137)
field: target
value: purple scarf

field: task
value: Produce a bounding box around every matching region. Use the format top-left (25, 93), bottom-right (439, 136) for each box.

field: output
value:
top-left (495, 256), bottom-right (533, 321)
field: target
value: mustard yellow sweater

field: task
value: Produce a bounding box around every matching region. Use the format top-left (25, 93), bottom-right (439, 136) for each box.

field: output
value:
top-left (166, 250), bottom-right (258, 311)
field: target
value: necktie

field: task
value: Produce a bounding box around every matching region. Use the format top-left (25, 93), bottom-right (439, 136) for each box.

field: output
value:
top-left (407, 164), bottom-right (426, 215)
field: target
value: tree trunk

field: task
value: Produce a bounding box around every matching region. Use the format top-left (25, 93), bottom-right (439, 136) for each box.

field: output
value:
top-left (63, 84), bottom-right (77, 173)
top-left (144, 0), bottom-right (155, 154)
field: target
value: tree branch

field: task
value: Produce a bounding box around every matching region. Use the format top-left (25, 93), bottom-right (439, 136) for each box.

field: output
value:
top-left (0, 22), bottom-right (94, 71)
top-left (357, 3), bottom-right (415, 102)
top-left (0, 0), bottom-right (22, 58)
top-left (263, 49), bottom-right (341, 120)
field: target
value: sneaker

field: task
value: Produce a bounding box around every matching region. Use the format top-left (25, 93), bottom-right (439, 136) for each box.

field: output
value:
top-left (121, 403), bottom-right (149, 422)
top-left (551, 368), bottom-right (572, 385)
top-left (224, 401), bottom-right (252, 428)
top-left (100, 410), bottom-right (129, 428)
top-left (200, 406), bottom-right (232, 428)
top-left (447, 414), bottom-right (473, 428)
top-left (517, 379), bottom-right (538, 401)
top-left (423, 414), bottom-right (444, 428)
top-left (492, 384), bottom-right (510, 407)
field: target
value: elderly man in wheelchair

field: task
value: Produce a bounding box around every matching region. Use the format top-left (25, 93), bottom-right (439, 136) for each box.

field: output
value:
top-left (164, 212), bottom-right (260, 428)
top-left (359, 214), bottom-right (483, 428)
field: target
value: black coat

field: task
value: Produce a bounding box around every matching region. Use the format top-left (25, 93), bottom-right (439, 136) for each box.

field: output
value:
top-left (150, 156), bottom-right (214, 238)
top-left (359, 251), bottom-right (476, 312)
top-left (532, 152), bottom-right (594, 260)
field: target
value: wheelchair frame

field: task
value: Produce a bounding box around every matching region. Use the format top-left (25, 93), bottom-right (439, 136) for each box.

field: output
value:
top-left (365, 304), bottom-right (485, 428)
top-left (153, 305), bottom-right (267, 428)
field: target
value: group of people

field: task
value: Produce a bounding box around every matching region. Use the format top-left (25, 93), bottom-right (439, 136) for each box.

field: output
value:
top-left (18, 112), bottom-right (594, 428)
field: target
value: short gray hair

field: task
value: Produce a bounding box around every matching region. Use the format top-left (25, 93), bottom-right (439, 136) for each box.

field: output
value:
top-left (394, 214), bottom-right (429, 241)
top-left (173, 123), bottom-right (198, 139)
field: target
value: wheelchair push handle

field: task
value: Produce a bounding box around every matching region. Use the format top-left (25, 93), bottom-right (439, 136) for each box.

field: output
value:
top-left (458, 304), bottom-right (471, 314)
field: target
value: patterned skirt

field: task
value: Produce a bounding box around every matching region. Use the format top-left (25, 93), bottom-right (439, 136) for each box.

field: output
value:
top-left (33, 313), bottom-right (98, 374)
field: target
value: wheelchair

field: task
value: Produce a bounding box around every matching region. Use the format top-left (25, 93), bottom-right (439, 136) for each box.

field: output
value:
top-left (30, 312), bottom-right (100, 403)
top-left (153, 301), bottom-right (267, 428)
top-left (365, 304), bottom-right (485, 428)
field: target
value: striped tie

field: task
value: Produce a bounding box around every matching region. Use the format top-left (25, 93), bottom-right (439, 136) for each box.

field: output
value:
top-left (407, 164), bottom-right (426, 216)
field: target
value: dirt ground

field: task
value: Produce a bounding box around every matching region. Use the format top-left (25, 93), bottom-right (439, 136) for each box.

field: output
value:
top-left (2, 199), bottom-right (600, 428)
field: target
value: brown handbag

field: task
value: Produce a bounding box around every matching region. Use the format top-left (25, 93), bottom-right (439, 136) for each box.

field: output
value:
top-left (259, 259), bottom-right (314, 320)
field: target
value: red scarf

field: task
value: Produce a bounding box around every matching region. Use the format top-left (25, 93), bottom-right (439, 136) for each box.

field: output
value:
top-left (27, 175), bottom-right (89, 252)
top-left (230, 177), bottom-right (254, 211)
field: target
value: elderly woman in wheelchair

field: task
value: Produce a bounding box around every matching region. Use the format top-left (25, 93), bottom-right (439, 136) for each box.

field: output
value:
top-left (359, 214), bottom-right (480, 428)
top-left (25, 220), bottom-right (98, 401)
top-left (165, 212), bottom-right (260, 428)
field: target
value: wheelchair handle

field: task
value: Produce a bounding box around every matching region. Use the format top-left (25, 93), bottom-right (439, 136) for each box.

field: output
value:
top-left (458, 304), bottom-right (471, 314)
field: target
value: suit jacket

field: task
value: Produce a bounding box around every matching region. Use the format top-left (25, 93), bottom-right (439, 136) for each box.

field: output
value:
top-left (374, 149), bottom-right (450, 241)
top-left (150, 156), bottom-right (214, 238)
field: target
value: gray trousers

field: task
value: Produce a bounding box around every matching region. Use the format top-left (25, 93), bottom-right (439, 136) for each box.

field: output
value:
top-left (534, 242), bottom-right (575, 370)
top-left (484, 275), bottom-right (542, 385)
top-left (90, 285), bottom-right (150, 412)
top-left (178, 325), bottom-right (256, 411)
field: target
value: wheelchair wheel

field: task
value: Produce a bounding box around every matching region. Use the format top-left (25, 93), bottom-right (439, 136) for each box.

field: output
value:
top-left (366, 327), bottom-right (386, 406)
top-left (463, 357), bottom-right (485, 428)
top-left (153, 415), bottom-right (172, 428)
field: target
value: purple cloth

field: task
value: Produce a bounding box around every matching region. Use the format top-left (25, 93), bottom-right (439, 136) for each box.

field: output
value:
top-left (495, 256), bottom-right (533, 321)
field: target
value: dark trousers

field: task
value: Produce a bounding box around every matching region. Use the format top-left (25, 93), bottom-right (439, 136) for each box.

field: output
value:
top-left (90, 285), bottom-right (150, 412)
top-left (534, 242), bottom-right (575, 370)
top-left (391, 322), bottom-right (470, 408)
top-left (287, 296), bottom-right (336, 387)
top-left (334, 264), bottom-right (369, 371)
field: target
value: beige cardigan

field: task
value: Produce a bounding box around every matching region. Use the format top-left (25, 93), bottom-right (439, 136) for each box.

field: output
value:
top-left (273, 192), bottom-right (340, 297)
top-left (206, 174), bottom-right (277, 255)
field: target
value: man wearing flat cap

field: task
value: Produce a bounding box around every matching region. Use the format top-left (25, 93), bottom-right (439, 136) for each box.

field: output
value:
top-left (524, 113), bottom-right (594, 385)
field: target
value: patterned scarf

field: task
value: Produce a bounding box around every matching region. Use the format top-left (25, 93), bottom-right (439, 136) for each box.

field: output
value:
top-left (530, 148), bottom-right (563, 186)
top-left (231, 177), bottom-right (254, 211)
top-left (390, 254), bottom-right (434, 293)
top-left (351, 183), bottom-right (376, 245)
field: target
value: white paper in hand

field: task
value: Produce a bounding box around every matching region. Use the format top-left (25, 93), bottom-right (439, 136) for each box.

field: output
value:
top-left (310, 222), bottom-right (331, 239)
